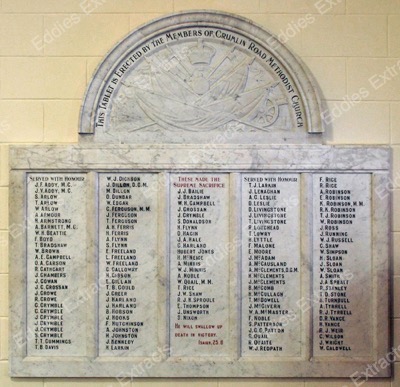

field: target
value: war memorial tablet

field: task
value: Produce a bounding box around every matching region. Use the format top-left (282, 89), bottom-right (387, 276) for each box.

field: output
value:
top-left (9, 11), bottom-right (391, 378)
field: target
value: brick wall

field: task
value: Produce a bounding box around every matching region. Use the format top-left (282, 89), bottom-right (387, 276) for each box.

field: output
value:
top-left (0, 1), bottom-right (399, 386)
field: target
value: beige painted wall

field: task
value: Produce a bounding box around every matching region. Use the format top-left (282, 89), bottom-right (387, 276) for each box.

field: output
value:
top-left (0, 0), bottom-right (399, 386)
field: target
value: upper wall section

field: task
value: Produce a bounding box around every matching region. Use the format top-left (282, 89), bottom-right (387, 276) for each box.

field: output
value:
top-left (80, 11), bottom-right (324, 144)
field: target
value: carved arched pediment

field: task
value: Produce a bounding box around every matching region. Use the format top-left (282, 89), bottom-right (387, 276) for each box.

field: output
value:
top-left (80, 11), bottom-right (324, 143)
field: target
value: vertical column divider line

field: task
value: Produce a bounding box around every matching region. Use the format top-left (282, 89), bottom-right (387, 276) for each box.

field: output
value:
top-left (163, 171), bottom-right (171, 359)
top-left (231, 172), bottom-right (241, 361)
top-left (301, 172), bottom-right (313, 361)
top-left (88, 170), bottom-right (98, 359)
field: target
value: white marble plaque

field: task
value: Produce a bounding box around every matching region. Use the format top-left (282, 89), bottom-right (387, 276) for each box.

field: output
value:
top-left (98, 173), bottom-right (159, 356)
top-left (313, 173), bottom-right (372, 356)
top-left (27, 173), bottom-right (87, 356)
top-left (241, 174), bottom-right (301, 356)
top-left (7, 10), bottom-right (391, 378)
top-left (10, 146), bottom-right (391, 377)
top-left (169, 173), bottom-right (230, 356)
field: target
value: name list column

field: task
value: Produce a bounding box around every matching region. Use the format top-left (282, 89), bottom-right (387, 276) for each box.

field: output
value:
top-left (313, 173), bottom-right (372, 356)
top-left (98, 173), bottom-right (158, 356)
top-left (169, 173), bottom-right (230, 356)
top-left (241, 174), bottom-right (301, 357)
top-left (27, 173), bottom-right (87, 356)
